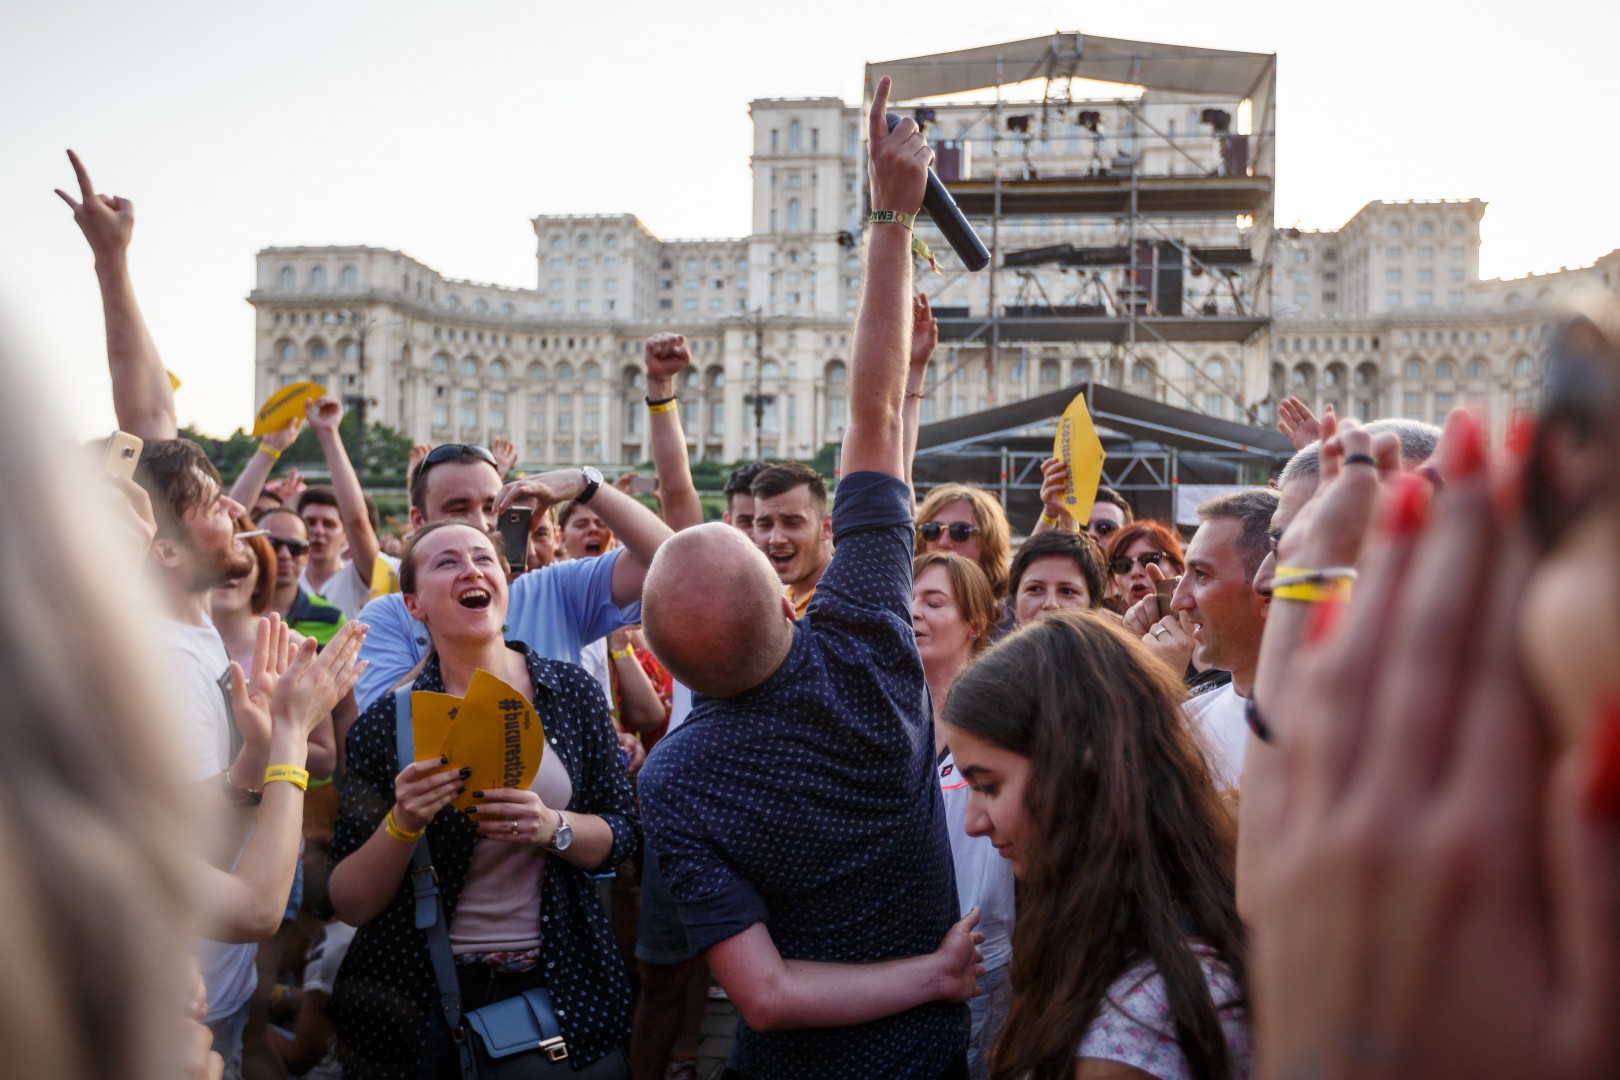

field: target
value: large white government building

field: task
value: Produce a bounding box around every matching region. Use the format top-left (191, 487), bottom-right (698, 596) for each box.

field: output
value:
top-left (250, 36), bottom-right (1615, 470)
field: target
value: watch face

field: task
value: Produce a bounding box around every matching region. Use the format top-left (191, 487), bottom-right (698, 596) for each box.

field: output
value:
top-left (582, 466), bottom-right (603, 485)
top-left (553, 819), bottom-right (573, 851)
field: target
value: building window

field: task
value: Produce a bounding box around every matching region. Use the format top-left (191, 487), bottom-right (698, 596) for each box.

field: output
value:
top-left (460, 390), bottom-right (479, 431)
top-left (339, 265), bottom-right (358, 288)
top-left (278, 341), bottom-right (297, 362)
top-left (1448, 290), bottom-right (1465, 306)
top-left (308, 340), bottom-right (328, 360)
top-left (576, 235), bottom-right (591, 249)
top-left (604, 235), bottom-right (619, 249)
top-left (309, 266), bottom-right (327, 289)
top-left (279, 266), bottom-right (296, 290)
top-left (1417, 291), bottom-right (1433, 307)
top-left (787, 199), bottom-right (801, 232)
top-left (1386, 268), bottom-right (1403, 283)
top-left (1417, 268), bottom-right (1434, 282)
top-left (341, 341), bottom-right (360, 362)
top-left (1436, 360), bottom-right (1455, 380)
top-left (789, 120), bottom-right (801, 150)
top-left (528, 396), bottom-right (545, 434)
top-left (488, 359), bottom-right (507, 379)
top-left (1404, 359), bottom-right (1425, 380)
top-left (1385, 290), bottom-right (1403, 307)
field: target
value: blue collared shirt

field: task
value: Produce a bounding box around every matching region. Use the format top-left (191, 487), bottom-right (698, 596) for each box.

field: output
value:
top-left (640, 471), bottom-right (967, 1079)
top-left (353, 546), bottom-right (639, 711)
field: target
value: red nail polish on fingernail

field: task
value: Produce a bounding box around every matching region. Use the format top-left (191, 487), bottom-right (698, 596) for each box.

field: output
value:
top-left (1451, 409), bottom-right (1486, 478)
top-left (1584, 697), bottom-right (1620, 822)
top-left (1506, 410), bottom-right (1536, 459)
top-left (1381, 474), bottom-right (1430, 536)
top-left (1305, 598), bottom-right (1343, 644)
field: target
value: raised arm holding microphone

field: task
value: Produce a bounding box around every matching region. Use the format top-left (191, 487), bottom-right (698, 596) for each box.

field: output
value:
top-left (635, 78), bottom-right (980, 1080)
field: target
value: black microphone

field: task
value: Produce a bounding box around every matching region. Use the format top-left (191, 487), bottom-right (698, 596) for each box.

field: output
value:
top-left (886, 114), bottom-right (991, 272)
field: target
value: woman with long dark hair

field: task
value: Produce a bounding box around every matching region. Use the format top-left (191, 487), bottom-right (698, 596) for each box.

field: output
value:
top-left (944, 611), bottom-right (1249, 1080)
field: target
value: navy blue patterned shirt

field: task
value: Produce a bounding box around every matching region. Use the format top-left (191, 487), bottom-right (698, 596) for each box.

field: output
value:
top-left (328, 644), bottom-right (637, 1078)
top-left (639, 470), bottom-right (968, 1079)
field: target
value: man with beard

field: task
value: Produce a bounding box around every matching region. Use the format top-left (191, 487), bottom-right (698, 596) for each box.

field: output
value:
top-left (750, 462), bottom-right (833, 617)
top-left (137, 438), bottom-right (278, 1073)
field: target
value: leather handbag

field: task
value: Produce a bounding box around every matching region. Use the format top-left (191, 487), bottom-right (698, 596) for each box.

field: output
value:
top-left (393, 688), bottom-right (629, 1079)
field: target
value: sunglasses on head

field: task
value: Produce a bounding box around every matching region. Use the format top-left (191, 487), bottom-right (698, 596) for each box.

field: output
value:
top-left (919, 521), bottom-right (980, 544)
top-left (1087, 520), bottom-right (1121, 537)
top-left (1109, 551), bottom-right (1167, 575)
top-left (268, 535), bottom-right (310, 556)
top-left (417, 443), bottom-right (499, 484)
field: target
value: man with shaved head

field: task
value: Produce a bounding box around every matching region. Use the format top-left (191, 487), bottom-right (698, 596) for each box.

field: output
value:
top-left (638, 77), bottom-right (978, 1080)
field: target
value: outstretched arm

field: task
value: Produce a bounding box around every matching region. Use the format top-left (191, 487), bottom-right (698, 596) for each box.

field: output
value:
top-left (841, 77), bottom-right (931, 481)
top-left (307, 397), bottom-right (381, 582)
top-left (901, 293), bottom-right (937, 493)
top-left (229, 419), bottom-right (304, 511)
top-left (56, 150), bottom-right (177, 441)
top-left (496, 471), bottom-right (673, 606)
top-left (706, 912), bottom-right (982, 1032)
top-left (644, 334), bottom-right (704, 530)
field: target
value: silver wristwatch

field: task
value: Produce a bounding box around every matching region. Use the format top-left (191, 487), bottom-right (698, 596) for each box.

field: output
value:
top-left (546, 810), bottom-right (573, 852)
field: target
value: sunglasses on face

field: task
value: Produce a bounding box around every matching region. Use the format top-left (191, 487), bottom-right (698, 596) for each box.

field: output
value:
top-left (919, 521), bottom-right (981, 544)
top-left (417, 443), bottom-right (499, 486)
top-left (268, 535), bottom-right (311, 556)
top-left (1087, 520), bottom-right (1120, 537)
top-left (1109, 551), bottom-right (1167, 575)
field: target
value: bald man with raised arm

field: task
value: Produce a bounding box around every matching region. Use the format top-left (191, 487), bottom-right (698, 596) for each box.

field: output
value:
top-left (636, 78), bottom-right (980, 1080)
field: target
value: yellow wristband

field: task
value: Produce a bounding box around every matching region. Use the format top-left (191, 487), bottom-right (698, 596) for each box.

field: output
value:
top-left (384, 809), bottom-right (423, 843)
top-left (610, 647), bottom-right (635, 661)
top-left (263, 765), bottom-right (310, 791)
top-left (1038, 512), bottom-right (1060, 527)
top-left (647, 399), bottom-right (677, 415)
top-left (869, 209), bottom-right (916, 229)
top-left (1271, 580), bottom-right (1352, 604)
top-left (258, 442), bottom-right (282, 461)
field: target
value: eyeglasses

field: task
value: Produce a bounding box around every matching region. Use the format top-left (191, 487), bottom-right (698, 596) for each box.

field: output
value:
top-left (416, 443), bottom-right (500, 488)
top-left (919, 521), bottom-right (981, 544)
top-left (268, 535), bottom-right (311, 556)
top-left (1087, 520), bottom-right (1121, 537)
top-left (1109, 551), bottom-right (1168, 575)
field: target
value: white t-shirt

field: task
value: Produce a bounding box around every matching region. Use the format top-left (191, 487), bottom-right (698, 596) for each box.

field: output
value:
top-left (1182, 683), bottom-right (1248, 791)
top-left (579, 637), bottom-right (614, 707)
top-left (938, 750), bottom-right (1015, 972)
top-left (157, 617), bottom-right (258, 1021)
top-left (666, 680), bottom-right (693, 735)
top-left (1076, 944), bottom-right (1251, 1079)
top-left (301, 553), bottom-right (401, 621)
top-left (299, 920), bottom-right (357, 1080)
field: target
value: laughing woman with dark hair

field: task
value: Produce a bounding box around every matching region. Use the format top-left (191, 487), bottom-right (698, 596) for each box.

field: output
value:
top-left (944, 611), bottom-right (1249, 1080)
top-left (328, 520), bottom-right (636, 1078)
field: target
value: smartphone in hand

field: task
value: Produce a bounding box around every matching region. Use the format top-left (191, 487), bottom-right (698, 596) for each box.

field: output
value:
top-left (101, 431), bottom-right (143, 482)
top-left (498, 505), bottom-right (534, 574)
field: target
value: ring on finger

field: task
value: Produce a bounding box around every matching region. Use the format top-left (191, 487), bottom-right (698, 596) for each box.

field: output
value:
top-left (1343, 453), bottom-right (1377, 467)
top-left (509, 820), bottom-right (519, 836)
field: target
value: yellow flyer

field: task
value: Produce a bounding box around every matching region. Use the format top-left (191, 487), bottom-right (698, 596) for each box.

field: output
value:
top-left (369, 554), bottom-right (401, 598)
top-left (252, 381), bottom-right (326, 436)
top-left (1053, 391), bottom-right (1107, 513)
top-left (409, 691), bottom-right (463, 767)
top-left (438, 670), bottom-right (546, 811)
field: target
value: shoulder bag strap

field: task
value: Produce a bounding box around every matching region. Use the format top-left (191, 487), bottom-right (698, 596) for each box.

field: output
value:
top-left (394, 686), bottom-right (464, 1033)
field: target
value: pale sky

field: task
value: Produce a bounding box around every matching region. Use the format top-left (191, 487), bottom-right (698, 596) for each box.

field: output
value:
top-left (2, 0), bottom-right (1612, 438)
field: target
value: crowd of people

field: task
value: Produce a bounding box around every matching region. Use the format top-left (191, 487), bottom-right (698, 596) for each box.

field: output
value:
top-left (16, 76), bottom-right (1620, 1080)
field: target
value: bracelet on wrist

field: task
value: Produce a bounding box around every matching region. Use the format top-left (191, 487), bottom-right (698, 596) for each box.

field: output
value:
top-left (1271, 580), bottom-right (1352, 604)
top-left (384, 808), bottom-right (423, 843)
top-left (221, 771), bottom-right (262, 806)
top-left (609, 646), bottom-right (635, 661)
top-left (869, 209), bottom-right (916, 229)
top-left (257, 442), bottom-right (281, 462)
top-left (646, 396), bottom-right (677, 415)
top-left (1038, 512), bottom-right (1060, 527)
top-left (263, 765), bottom-right (310, 791)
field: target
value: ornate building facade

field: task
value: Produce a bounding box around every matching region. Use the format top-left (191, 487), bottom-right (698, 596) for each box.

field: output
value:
top-left (250, 94), bottom-right (1610, 469)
